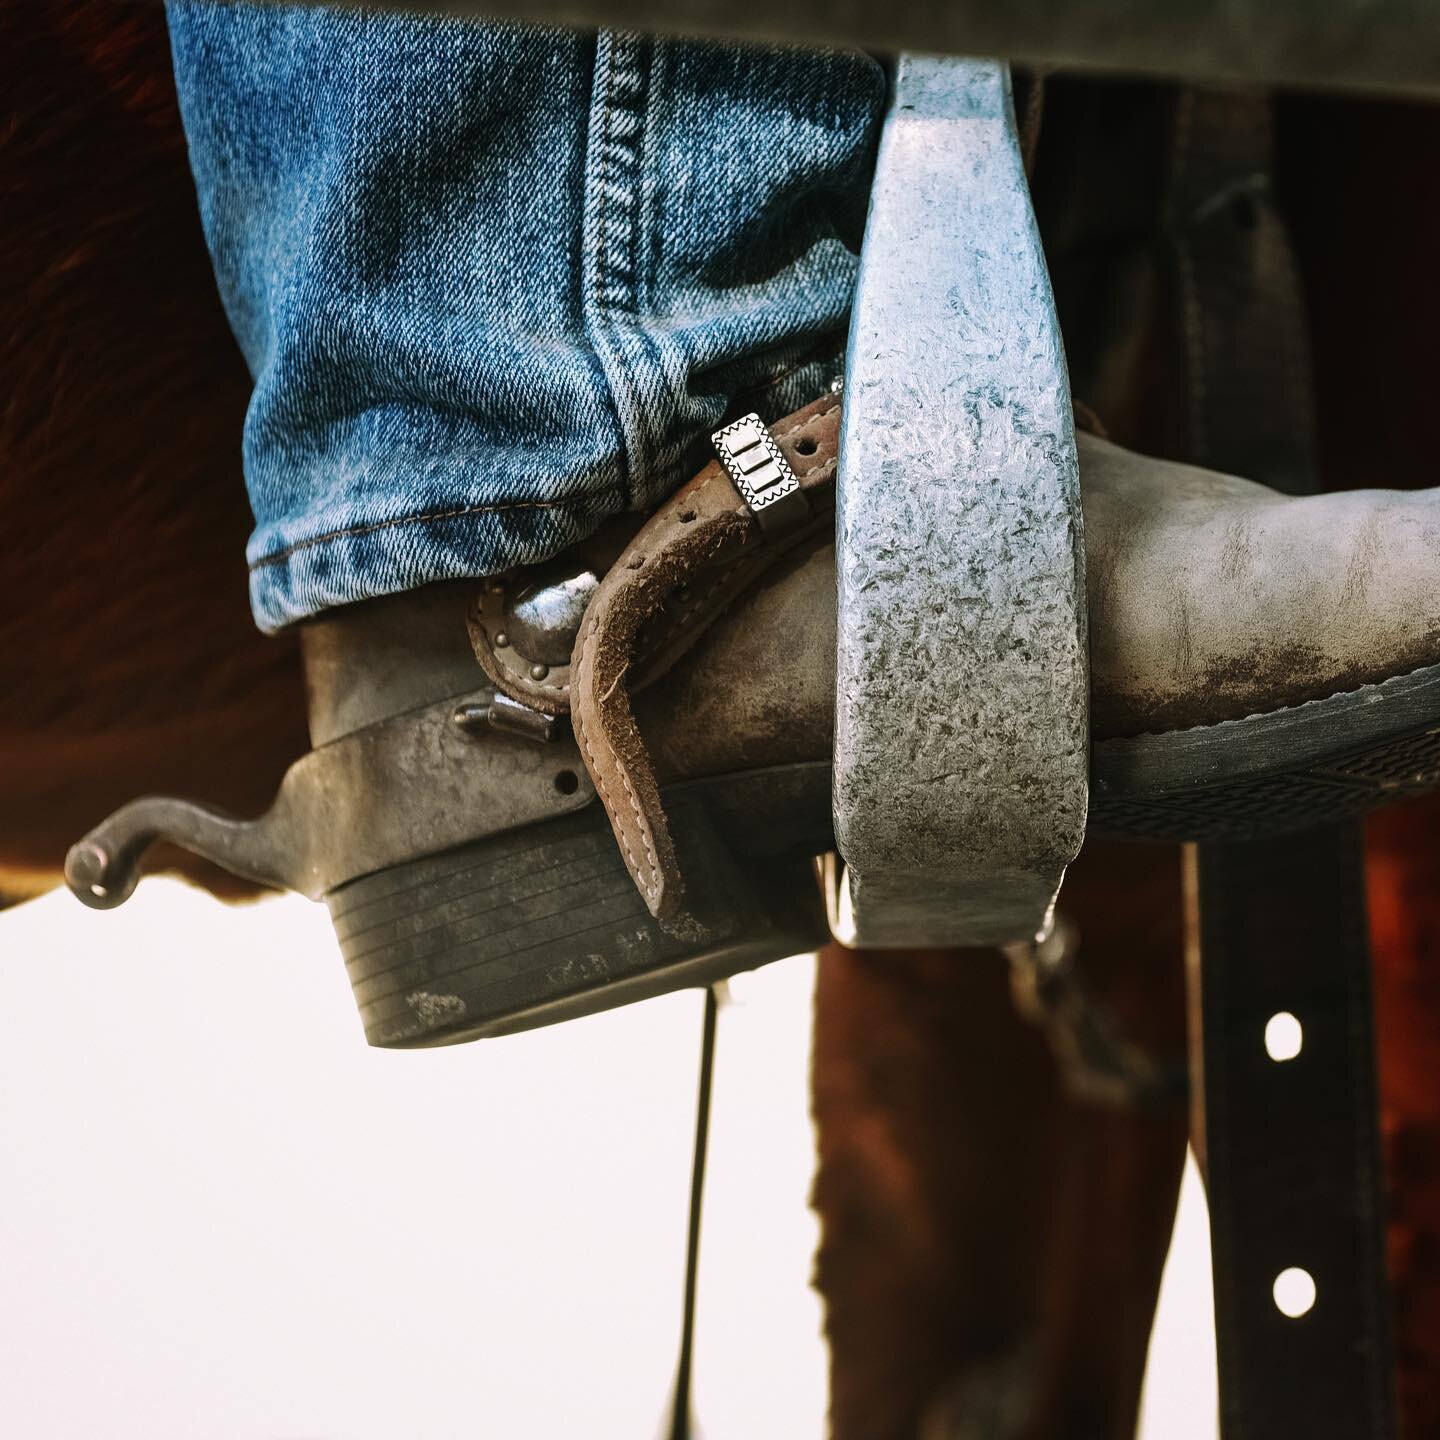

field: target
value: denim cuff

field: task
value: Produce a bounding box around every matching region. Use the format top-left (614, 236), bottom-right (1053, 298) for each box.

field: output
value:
top-left (168, 5), bottom-right (882, 630)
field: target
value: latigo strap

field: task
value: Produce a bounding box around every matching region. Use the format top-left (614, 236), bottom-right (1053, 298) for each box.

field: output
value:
top-left (1175, 87), bottom-right (1397, 1440)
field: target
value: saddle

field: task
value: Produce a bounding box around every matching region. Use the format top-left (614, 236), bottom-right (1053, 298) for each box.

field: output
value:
top-left (65, 51), bottom-right (1429, 1440)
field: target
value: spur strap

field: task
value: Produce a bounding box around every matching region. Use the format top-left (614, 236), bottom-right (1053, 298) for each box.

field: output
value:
top-left (570, 395), bottom-right (840, 921)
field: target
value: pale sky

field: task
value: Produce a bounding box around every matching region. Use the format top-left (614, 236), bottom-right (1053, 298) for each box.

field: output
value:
top-left (0, 881), bottom-right (1214, 1438)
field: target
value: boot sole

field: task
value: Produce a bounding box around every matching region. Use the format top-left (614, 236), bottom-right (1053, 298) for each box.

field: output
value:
top-left (1089, 660), bottom-right (1440, 841)
top-left (327, 765), bottom-right (832, 1047)
top-left (331, 663), bottom-right (1440, 1045)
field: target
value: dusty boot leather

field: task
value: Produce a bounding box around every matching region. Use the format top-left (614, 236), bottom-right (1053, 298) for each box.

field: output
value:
top-left (318, 398), bottom-right (1440, 1043)
top-left (295, 397), bottom-right (848, 1045)
top-left (1079, 434), bottom-right (1440, 733)
top-left (475, 401), bottom-right (1440, 918)
top-left (69, 397), bottom-right (1440, 1045)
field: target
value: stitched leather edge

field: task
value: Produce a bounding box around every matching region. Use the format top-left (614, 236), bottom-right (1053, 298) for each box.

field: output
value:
top-left (571, 395), bottom-right (840, 920)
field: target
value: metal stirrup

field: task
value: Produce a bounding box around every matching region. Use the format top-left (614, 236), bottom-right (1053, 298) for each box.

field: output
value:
top-left (829, 56), bottom-right (1088, 947)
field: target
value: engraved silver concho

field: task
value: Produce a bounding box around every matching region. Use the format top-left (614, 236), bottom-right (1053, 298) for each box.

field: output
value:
top-left (711, 413), bottom-right (809, 536)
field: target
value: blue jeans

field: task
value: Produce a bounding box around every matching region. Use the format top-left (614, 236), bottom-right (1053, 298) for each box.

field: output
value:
top-left (166, 4), bottom-right (883, 631)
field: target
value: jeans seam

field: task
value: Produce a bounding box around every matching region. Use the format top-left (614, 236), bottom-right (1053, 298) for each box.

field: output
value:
top-left (732, 332), bottom-right (849, 412)
top-left (583, 32), bottom-right (656, 511)
top-left (628, 39), bottom-right (682, 484)
top-left (248, 494), bottom-right (588, 570)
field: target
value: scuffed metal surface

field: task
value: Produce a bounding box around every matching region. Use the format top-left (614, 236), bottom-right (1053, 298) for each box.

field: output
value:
top-left (832, 56), bottom-right (1088, 947)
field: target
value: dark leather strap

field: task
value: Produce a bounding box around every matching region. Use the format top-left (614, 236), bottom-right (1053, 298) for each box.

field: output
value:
top-left (1172, 86), bottom-right (1397, 1440)
top-left (1197, 829), bottom-right (1396, 1438)
top-left (570, 395), bottom-right (840, 921)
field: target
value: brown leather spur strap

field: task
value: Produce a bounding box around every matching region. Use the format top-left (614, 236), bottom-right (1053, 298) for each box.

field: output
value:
top-left (567, 394), bottom-right (840, 922)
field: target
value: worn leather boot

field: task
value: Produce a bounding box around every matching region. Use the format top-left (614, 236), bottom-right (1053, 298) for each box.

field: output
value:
top-left (68, 397), bottom-right (1440, 1045)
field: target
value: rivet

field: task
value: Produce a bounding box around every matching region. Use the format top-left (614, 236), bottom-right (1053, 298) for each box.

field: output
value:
top-left (493, 631), bottom-right (509, 649)
top-left (530, 663), bottom-right (550, 681)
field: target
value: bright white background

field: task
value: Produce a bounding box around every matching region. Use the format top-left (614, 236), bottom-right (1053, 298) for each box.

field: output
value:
top-left (0, 883), bottom-right (1215, 1438)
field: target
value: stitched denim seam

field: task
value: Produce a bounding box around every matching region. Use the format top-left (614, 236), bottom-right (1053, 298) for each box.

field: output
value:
top-left (621, 40), bottom-right (679, 484)
top-left (583, 32), bottom-right (655, 509)
top-left (585, 35), bottom-right (629, 500)
top-left (731, 333), bottom-right (849, 414)
top-left (248, 494), bottom-right (589, 570)
top-left (637, 40), bottom-right (667, 328)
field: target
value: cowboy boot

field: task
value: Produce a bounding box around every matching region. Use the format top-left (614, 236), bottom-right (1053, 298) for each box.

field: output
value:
top-left (67, 396), bottom-right (1440, 1045)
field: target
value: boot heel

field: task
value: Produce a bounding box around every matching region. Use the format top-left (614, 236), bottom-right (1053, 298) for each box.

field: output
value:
top-left (328, 784), bottom-right (827, 1047)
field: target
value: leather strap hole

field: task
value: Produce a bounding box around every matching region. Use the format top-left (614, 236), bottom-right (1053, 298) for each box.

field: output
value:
top-left (678, 508), bottom-right (696, 523)
top-left (553, 769), bottom-right (580, 796)
top-left (793, 435), bottom-right (818, 456)
top-left (1264, 1011), bottom-right (1303, 1062)
top-left (1273, 1267), bottom-right (1317, 1319)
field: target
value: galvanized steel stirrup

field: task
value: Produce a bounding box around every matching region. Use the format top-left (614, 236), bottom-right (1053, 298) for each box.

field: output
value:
top-left (828, 56), bottom-right (1089, 947)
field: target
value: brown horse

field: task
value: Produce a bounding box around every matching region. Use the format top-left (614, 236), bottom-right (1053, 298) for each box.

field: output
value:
top-left (3, 7), bottom-right (1437, 1437)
